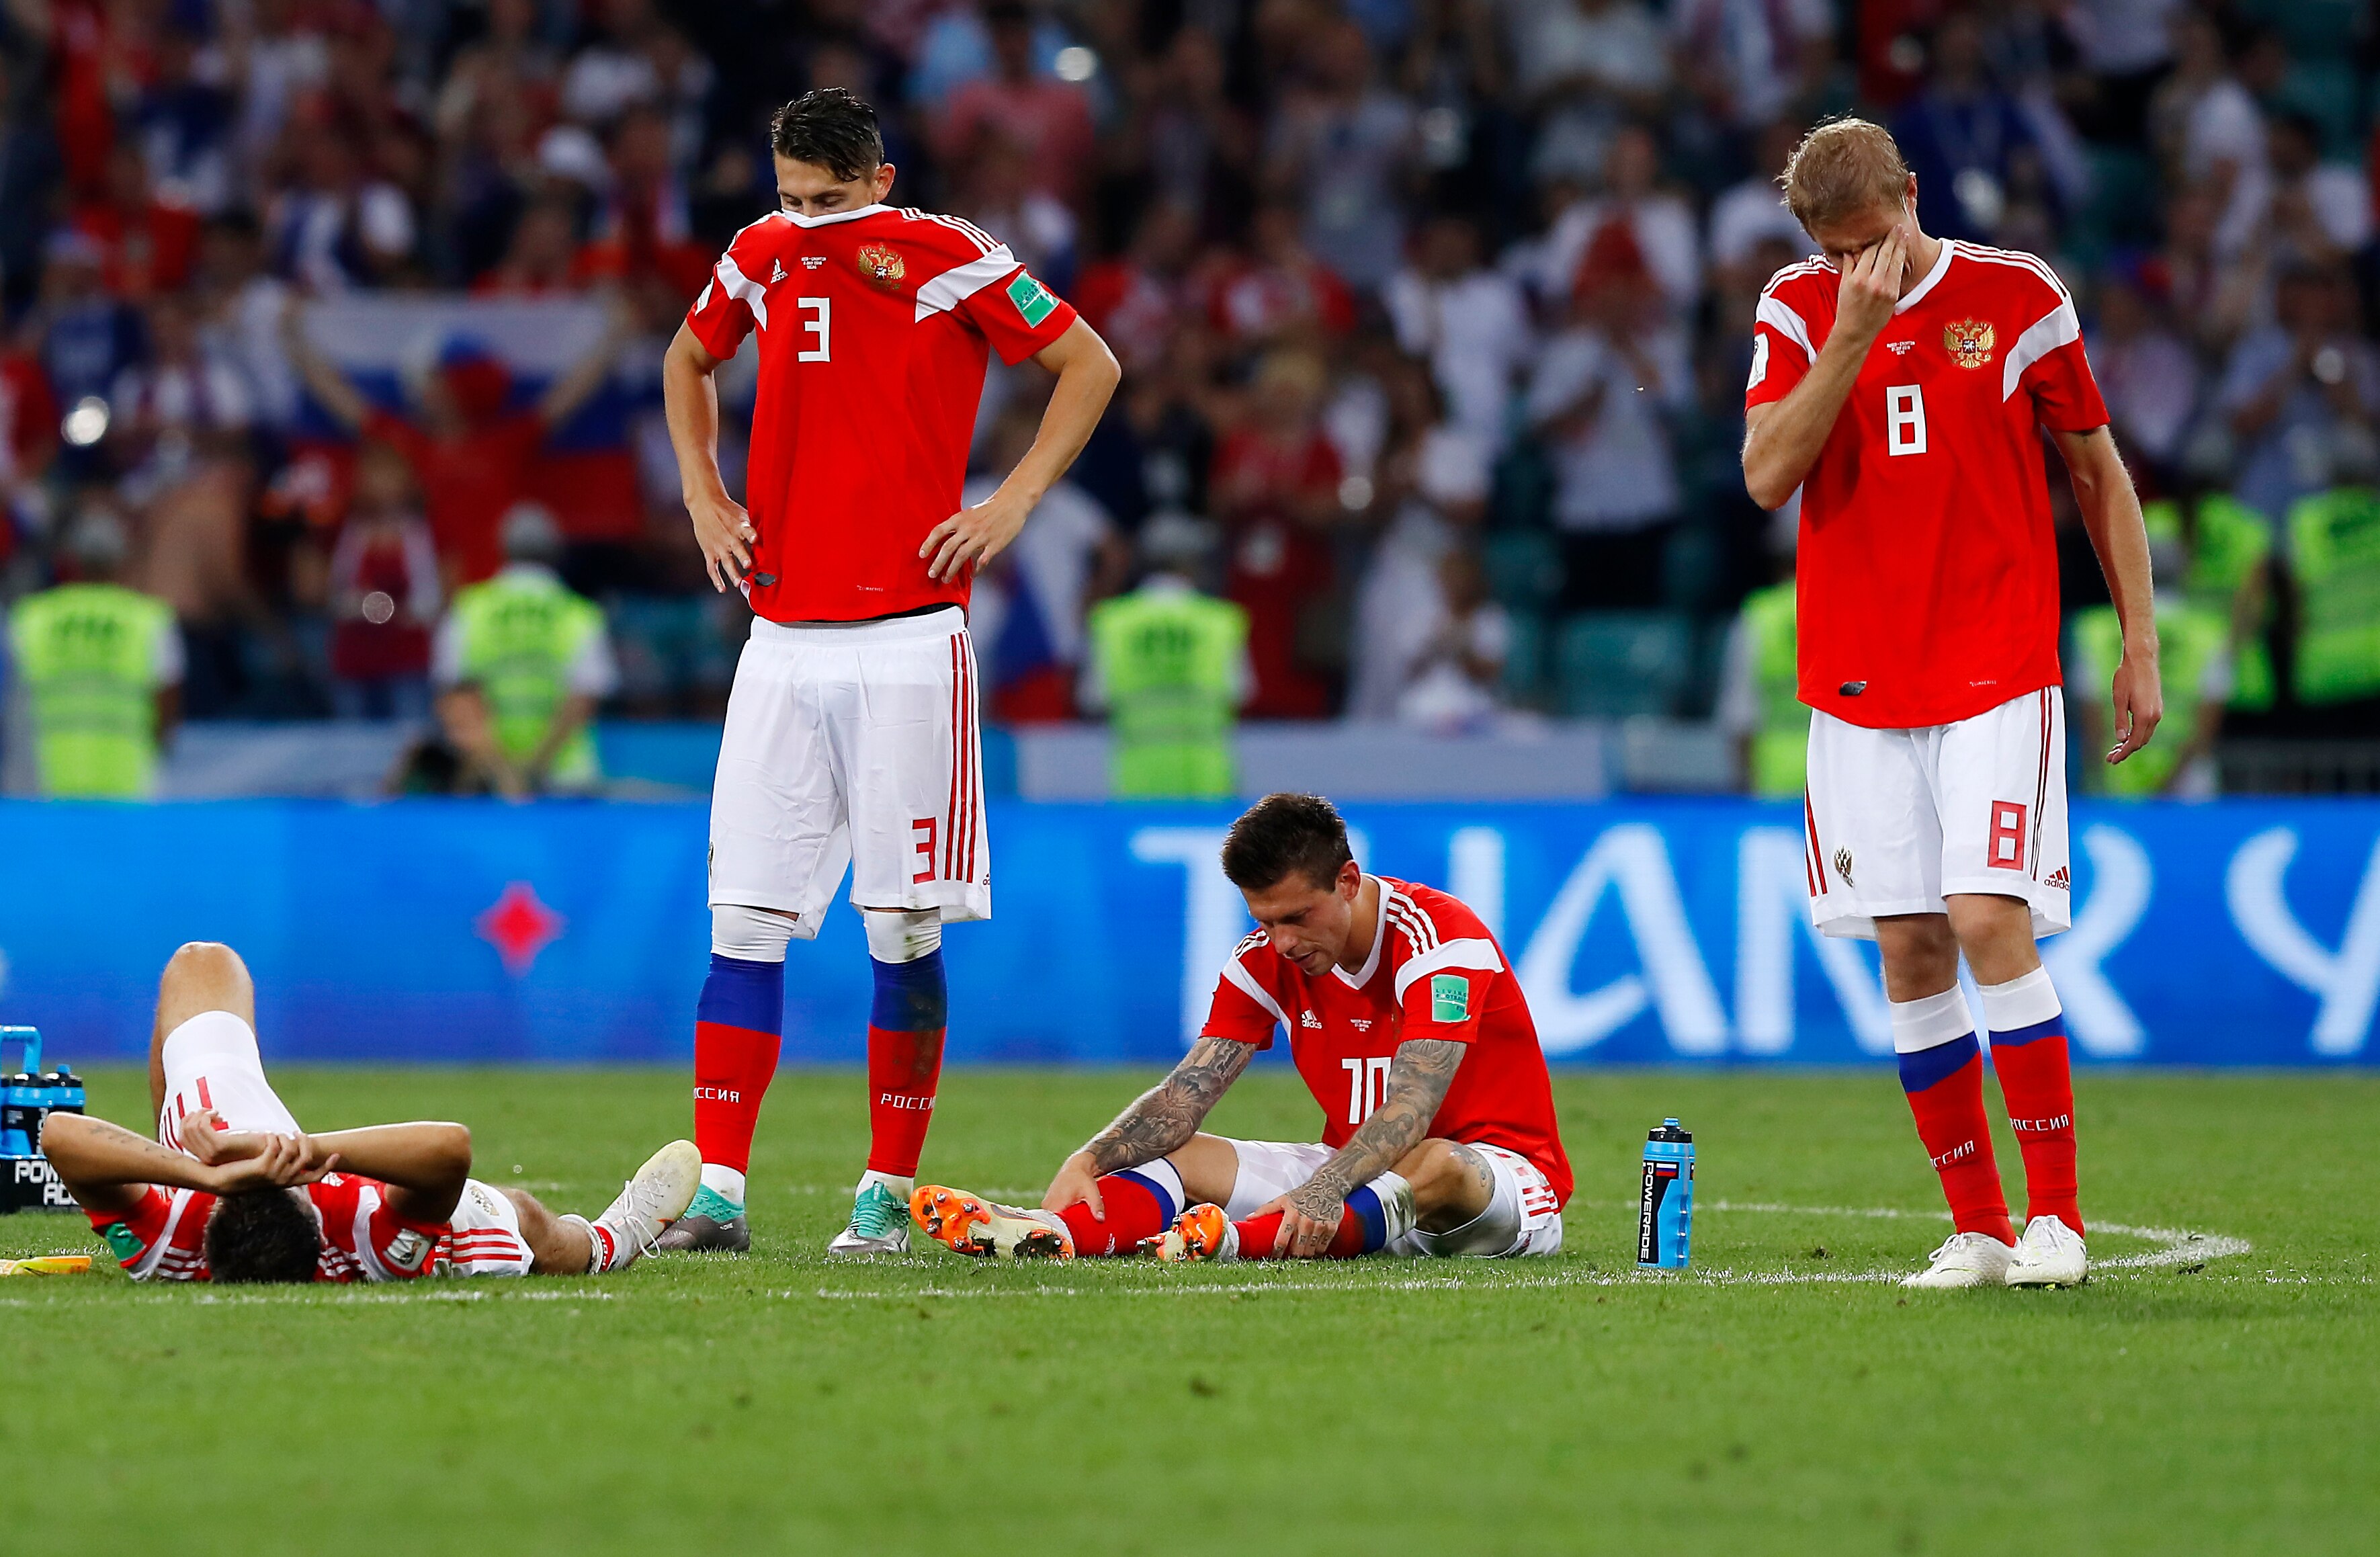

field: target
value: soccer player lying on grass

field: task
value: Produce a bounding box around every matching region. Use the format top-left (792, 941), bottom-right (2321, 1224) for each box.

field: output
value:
top-left (912, 793), bottom-right (1572, 1263)
top-left (41, 941), bottom-right (699, 1284)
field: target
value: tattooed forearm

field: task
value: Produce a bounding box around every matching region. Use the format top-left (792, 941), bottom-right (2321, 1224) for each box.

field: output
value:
top-left (1078, 1036), bottom-right (1255, 1174)
top-left (1289, 1038), bottom-right (1466, 1216)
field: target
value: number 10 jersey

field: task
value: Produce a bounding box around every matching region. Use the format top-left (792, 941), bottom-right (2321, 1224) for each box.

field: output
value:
top-left (1746, 240), bottom-right (2111, 730)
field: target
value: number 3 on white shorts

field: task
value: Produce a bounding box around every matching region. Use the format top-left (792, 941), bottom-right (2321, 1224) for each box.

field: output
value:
top-left (1886, 384), bottom-right (1926, 455)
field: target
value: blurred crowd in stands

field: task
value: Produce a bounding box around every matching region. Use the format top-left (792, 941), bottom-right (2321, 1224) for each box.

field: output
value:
top-left (4, 0), bottom-right (2380, 779)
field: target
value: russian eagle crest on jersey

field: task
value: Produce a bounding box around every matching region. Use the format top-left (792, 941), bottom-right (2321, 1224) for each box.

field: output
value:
top-left (683, 205), bottom-right (1079, 625)
top-left (1199, 876), bottom-right (1573, 1204)
top-left (1746, 240), bottom-right (2111, 730)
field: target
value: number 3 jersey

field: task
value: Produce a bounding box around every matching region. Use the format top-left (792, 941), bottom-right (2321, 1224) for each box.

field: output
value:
top-left (1199, 876), bottom-right (1572, 1205)
top-left (1746, 241), bottom-right (2110, 730)
top-left (682, 204), bottom-right (1080, 626)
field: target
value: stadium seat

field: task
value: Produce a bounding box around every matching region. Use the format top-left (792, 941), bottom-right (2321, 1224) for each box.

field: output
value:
top-left (1489, 441), bottom-right (1556, 533)
top-left (1484, 530), bottom-right (1564, 611)
top-left (2236, 0), bottom-right (2360, 58)
top-left (1661, 522), bottom-right (1728, 614)
top-left (1501, 606), bottom-right (1552, 707)
top-left (1554, 612), bottom-right (1693, 719)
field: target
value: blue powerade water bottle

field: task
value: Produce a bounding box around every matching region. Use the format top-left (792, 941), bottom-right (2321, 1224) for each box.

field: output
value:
top-left (1638, 1118), bottom-right (1695, 1269)
top-left (0, 1027), bottom-right (42, 1159)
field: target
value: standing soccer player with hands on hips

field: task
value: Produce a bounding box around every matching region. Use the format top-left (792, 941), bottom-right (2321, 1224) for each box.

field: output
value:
top-left (1742, 120), bottom-right (2162, 1289)
top-left (657, 89), bottom-right (1119, 1254)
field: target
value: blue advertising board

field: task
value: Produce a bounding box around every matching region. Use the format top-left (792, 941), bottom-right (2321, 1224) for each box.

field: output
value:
top-left (1, 799), bottom-right (2377, 1066)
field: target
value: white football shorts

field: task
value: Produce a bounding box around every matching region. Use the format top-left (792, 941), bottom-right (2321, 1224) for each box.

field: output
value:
top-left (438, 1178), bottom-right (535, 1277)
top-left (1215, 1137), bottom-right (1565, 1259)
top-left (709, 607), bottom-right (990, 937)
top-left (157, 1010), bottom-right (302, 1149)
top-left (1803, 685), bottom-right (2071, 941)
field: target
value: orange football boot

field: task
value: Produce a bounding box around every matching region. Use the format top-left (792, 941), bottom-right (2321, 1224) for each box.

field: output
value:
top-left (1138, 1203), bottom-right (1237, 1262)
top-left (908, 1185), bottom-right (1074, 1259)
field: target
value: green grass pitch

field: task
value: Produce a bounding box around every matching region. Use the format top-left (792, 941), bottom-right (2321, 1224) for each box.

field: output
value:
top-left (1, 1066), bottom-right (2373, 1556)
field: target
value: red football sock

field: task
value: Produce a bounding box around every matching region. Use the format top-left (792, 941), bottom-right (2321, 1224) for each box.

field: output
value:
top-left (1900, 1041), bottom-right (2014, 1245)
top-left (1992, 1029), bottom-right (2082, 1235)
top-left (865, 1025), bottom-right (944, 1177)
top-left (1056, 1174), bottom-right (1171, 1257)
top-left (692, 1019), bottom-right (779, 1175)
top-left (1228, 1208), bottom-right (1371, 1260)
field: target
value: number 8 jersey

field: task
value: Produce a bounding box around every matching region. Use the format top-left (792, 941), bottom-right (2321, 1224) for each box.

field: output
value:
top-left (1746, 241), bottom-right (2110, 730)
top-left (683, 204), bottom-right (1080, 625)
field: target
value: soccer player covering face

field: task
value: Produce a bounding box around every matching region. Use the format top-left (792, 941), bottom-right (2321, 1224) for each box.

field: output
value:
top-left (45, 942), bottom-right (699, 1284)
top-left (1741, 120), bottom-right (2164, 1289)
top-left (657, 90), bottom-right (1119, 1255)
top-left (908, 794), bottom-right (1572, 1263)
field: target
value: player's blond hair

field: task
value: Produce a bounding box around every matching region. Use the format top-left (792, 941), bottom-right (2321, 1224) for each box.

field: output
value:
top-left (1780, 118), bottom-right (1912, 231)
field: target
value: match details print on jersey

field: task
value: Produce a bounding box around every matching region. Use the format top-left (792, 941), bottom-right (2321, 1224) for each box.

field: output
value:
top-left (1746, 240), bottom-right (2111, 730)
top-left (683, 204), bottom-right (1080, 624)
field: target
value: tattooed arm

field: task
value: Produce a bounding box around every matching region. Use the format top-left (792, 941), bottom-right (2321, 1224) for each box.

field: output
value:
top-left (1042, 1036), bottom-right (1256, 1217)
top-left (1267, 1037), bottom-right (1468, 1257)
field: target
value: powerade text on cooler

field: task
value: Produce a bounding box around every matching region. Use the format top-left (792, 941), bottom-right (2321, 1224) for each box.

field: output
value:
top-left (1638, 1118), bottom-right (1694, 1269)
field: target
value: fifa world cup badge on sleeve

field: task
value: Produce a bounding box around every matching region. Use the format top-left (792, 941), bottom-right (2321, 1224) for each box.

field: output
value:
top-left (1638, 1119), bottom-right (1695, 1269)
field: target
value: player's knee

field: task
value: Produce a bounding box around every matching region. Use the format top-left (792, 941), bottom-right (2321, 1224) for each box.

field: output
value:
top-left (712, 905), bottom-right (796, 963)
top-left (863, 909), bottom-right (943, 965)
top-left (157, 941), bottom-right (255, 1024)
top-left (1400, 1140), bottom-right (1476, 1209)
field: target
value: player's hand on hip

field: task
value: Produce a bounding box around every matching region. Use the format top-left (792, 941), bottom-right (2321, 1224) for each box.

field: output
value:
top-left (687, 490), bottom-right (755, 593)
top-left (1042, 1152), bottom-right (1105, 1220)
top-left (921, 491), bottom-right (1031, 583)
top-left (1834, 228), bottom-right (1906, 347)
top-left (2107, 653), bottom-right (2164, 763)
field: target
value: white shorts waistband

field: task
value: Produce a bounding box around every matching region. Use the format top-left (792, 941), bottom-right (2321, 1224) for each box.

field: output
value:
top-left (749, 607), bottom-right (966, 647)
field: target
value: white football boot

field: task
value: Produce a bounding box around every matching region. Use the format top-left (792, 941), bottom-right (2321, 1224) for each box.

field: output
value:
top-left (2005, 1214), bottom-right (2088, 1287)
top-left (1901, 1231), bottom-right (2017, 1289)
top-left (584, 1139), bottom-right (702, 1271)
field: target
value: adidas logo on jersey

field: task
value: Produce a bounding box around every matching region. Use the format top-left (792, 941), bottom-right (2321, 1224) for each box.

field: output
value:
top-left (2045, 866), bottom-right (2071, 891)
top-left (1300, 1011), bottom-right (1322, 1029)
top-left (770, 259), bottom-right (787, 283)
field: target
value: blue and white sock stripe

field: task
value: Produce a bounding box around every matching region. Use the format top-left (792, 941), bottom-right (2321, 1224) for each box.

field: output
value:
top-left (1344, 1183), bottom-right (1391, 1252)
top-left (1112, 1167), bottom-right (1181, 1225)
top-left (1896, 1031), bottom-right (1981, 1094)
top-left (869, 950), bottom-right (948, 1031)
top-left (1990, 1015), bottom-right (2065, 1048)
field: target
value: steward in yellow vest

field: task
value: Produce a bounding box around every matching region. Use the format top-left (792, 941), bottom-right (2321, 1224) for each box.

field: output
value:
top-left (2141, 491), bottom-right (2273, 710)
top-left (6, 515), bottom-right (182, 798)
top-left (431, 507), bottom-right (616, 796)
top-left (1726, 578), bottom-right (1806, 798)
top-left (2287, 485), bottom-right (2380, 706)
top-left (2070, 596), bottom-right (2229, 797)
top-left (1085, 546), bottom-right (1248, 800)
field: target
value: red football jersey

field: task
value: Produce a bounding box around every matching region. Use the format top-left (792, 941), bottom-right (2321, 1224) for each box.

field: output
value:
top-left (1746, 240), bottom-right (2111, 729)
top-left (683, 205), bottom-right (1080, 624)
top-left (89, 1173), bottom-right (445, 1284)
top-left (1199, 876), bottom-right (1572, 1204)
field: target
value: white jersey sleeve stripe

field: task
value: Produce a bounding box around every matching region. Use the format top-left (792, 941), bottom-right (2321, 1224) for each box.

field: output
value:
top-left (1221, 954), bottom-right (1291, 1037)
top-left (914, 245), bottom-right (1021, 322)
top-left (714, 255), bottom-right (769, 331)
top-left (1392, 937), bottom-right (1506, 1003)
top-left (1754, 294), bottom-right (1814, 360)
top-left (2003, 298), bottom-right (2083, 401)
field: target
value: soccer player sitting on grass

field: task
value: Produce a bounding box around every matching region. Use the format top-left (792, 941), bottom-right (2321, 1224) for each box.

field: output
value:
top-left (910, 793), bottom-right (1572, 1263)
top-left (42, 941), bottom-right (699, 1284)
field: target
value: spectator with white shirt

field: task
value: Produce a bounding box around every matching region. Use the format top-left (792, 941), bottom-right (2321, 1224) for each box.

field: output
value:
top-left (2088, 261), bottom-right (2201, 480)
top-left (1527, 220), bottom-right (1693, 609)
top-left (1533, 122), bottom-right (1701, 322)
top-left (1383, 213), bottom-right (1531, 443)
top-left (1707, 120), bottom-right (1819, 290)
top-left (1350, 368), bottom-right (1493, 720)
top-left (2150, 9), bottom-right (2269, 261)
top-left (1518, 0), bottom-right (1671, 184)
top-left (1670, 0), bottom-right (1834, 132)
top-left (2264, 112), bottom-right (2373, 273)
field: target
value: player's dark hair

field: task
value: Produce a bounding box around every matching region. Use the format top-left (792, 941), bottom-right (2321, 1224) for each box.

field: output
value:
top-left (769, 89), bottom-right (884, 182)
top-left (204, 1188), bottom-right (321, 1284)
top-left (1221, 793), bottom-right (1355, 892)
